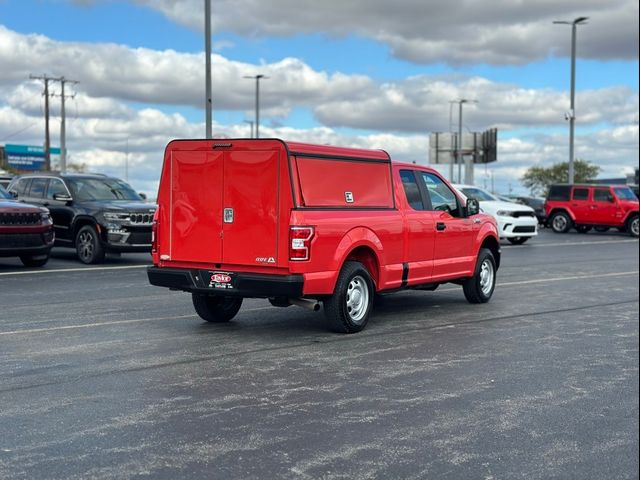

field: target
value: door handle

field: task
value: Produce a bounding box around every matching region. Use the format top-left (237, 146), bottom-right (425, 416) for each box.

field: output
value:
top-left (436, 222), bottom-right (446, 231)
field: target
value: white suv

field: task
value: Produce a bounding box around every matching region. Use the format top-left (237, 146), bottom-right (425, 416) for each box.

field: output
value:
top-left (454, 184), bottom-right (538, 244)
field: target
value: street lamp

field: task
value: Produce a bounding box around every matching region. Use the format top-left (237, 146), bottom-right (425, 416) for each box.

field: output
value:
top-left (449, 99), bottom-right (477, 183)
top-left (553, 16), bottom-right (588, 184)
top-left (244, 74), bottom-right (269, 138)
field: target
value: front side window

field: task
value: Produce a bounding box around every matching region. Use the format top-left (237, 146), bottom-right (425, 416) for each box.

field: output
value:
top-left (47, 179), bottom-right (69, 200)
top-left (400, 170), bottom-right (424, 210)
top-left (68, 178), bottom-right (141, 201)
top-left (11, 178), bottom-right (31, 196)
top-left (572, 188), bottom-right (589, 200)
top-left (594, 189), bottom-right (613, 202)
top-left (420, 173), bottom-right (461, 216)
top-left (613, 187), bottom-right (636, 201)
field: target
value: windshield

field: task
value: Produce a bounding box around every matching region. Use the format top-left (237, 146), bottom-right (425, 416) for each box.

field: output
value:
top-left (68, 177), bottom-right (141, 201)
top-left (0, 185), bottom-right (12, 200)
top-left (614, 187), bottom-right (637, 201)
top-left (460, 187), bottom-right (497, 202)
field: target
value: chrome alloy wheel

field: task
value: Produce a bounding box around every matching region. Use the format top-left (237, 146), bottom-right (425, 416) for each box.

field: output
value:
top-left (77, 230), bottom-right (95, 261)
top-left (552, 214), bottom-right (567, 232)
top-left (631, 217), bottom-right (639, 237)
top-left (346, 275), bottom-right (369, 324)
top-left (479, 259), bottom-right (495, 296)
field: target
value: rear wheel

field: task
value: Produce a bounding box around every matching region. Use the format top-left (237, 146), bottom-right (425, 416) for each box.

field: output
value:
top-left (627, 215), bottom-right (639, 238)
top-left (19, 254), bottom-right (49, 267)
top-left (192, 294), bottom-right (243, 322)
top-left (507, 236), bottom-right (529, 245)
top-left (550, 211), bottom-right (572, 233)
top-left (75, 225), bottom-right (105, 264)
top-left (463, 248), bottom-right (496, 304)
top-left (575, 225), bottom-right (592, 234)
top-left (594, 226), bottom-right (610, 233)
top-left (324, 261), bottom-right (374, 333)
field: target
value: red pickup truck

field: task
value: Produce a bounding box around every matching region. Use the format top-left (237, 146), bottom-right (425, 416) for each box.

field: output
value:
top-left (148, 139), bottom-right (500, 333)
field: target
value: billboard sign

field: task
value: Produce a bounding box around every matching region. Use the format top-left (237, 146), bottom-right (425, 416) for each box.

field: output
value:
top-left (4, 144), bottom-right (61, 171)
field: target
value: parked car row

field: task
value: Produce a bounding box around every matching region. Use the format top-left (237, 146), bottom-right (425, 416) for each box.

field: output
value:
top-left (1, 172), bottom-right (155, 266)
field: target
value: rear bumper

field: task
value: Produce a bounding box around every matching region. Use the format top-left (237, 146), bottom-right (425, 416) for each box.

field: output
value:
top-left (147, 267), bottom-right (304, 298)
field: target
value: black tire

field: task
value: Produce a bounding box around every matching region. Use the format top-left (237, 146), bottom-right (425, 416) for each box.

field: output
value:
top-left (575, 225), bottom-right (592, 234)
top-left (192, 294), bottom-right (243, 322)
top-left (463, 248), bottom-right (497, 304)
top-left (19, 254), bottom-right (49, 267)
top-left (627, 215), bottom-right (639, 238)
top-left (594, 226), bottom-right (610, 233)
top-left (507, 236), bottom-right (529, 245)
top-left (324, 261), bottom-right (374, 333)
top-left (550, 211), bottom-right (572, 233)
top-left (75, 225), bottom-right (105, 264)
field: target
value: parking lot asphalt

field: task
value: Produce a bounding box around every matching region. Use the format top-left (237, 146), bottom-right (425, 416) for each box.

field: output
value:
top-left (1, 229), bottom-right (638, 479)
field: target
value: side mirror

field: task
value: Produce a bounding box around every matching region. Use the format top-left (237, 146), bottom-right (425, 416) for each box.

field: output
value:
top-left (53, 193), bottom-right (73, 202)
top-left (9, 190), bottom-right (18, 198)
top-left (139, 192), bottom-right (147, 200)
top-left (466, 198), bottom-right (480, 216)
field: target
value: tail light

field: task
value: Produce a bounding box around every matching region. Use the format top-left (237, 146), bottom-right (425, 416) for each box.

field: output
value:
top-left (289, 226), bottom-right (314, 261)
top-left (151, 210), bottom-right (159, 254)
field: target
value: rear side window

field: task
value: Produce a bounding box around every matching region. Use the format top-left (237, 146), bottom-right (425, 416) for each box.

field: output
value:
top-left (400, 170), bottom-right (424, 210)
top-left (28, 178), bottom-right (47, 198)
top-left (572, 188), bottom-right (589, 200)
top-left (10, 178), bottom-right (31, 196)
top-left (594, 189), bottom-right (613, 202)
top-left (547, 185), bottom-right (571, 201)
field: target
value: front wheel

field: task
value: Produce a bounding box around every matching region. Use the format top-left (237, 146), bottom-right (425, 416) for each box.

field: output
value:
top-left (75, 225), bottom-right (105, 264)
top-left (627, 215), bottom-right (639, 238)
top-left (20, 254), bottom-right (49, 267)
top-left (192, 294), bottom-right (243, 322)
top-left (324, 261), bottom-right (374, 333)
top-left (507, 236), bottom-right (529, 245)
top-left (463, 248), bottom-right (497, 304)
top-left (550, 212), bottom-right (572, 233)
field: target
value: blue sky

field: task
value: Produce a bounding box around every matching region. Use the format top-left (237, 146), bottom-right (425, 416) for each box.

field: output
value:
top-left (0, 0), bottom-right (637, 195)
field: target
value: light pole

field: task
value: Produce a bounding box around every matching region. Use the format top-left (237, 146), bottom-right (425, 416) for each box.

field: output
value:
top-left (554, 16), bottom-right (588, 184)
top-left (243, 120), bottom-right (254, 138)
top-left (204, 0), bottom-right (212, 138)
top-left (244, 74), bottom-right (269, 138)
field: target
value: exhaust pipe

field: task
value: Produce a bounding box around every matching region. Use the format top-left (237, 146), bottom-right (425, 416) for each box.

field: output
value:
top-left (289, 298), bottom-right (321, 312)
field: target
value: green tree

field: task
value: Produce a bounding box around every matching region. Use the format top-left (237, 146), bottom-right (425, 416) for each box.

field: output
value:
top-left (521, 159), bottom-right (601, 196)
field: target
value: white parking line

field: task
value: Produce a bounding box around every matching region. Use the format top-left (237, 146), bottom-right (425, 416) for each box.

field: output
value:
top-left (0, 306), bottom-right (274, 336)
top-left (0, 264), bottom-right (149, 276)
top-left (1, 271), bottom-right (636, 337)
top-left (503, 239), bottom-right (638, 248)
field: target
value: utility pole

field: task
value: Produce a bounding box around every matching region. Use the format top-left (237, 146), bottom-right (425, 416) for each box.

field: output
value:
top-left (53, 77), bottom-right (78, 173)
top-left (244, 120), bottom-right (254, 138)
top-left (554, 17), bottom-right (588, 184)
top-left (450, 99), bottom-right (477, 184)
top-left (204, 0), bottom-right (212, 138)
top-left (244, 74), bottom-right (269, 138)
top-left (30, 74), bottom-right (60, 171)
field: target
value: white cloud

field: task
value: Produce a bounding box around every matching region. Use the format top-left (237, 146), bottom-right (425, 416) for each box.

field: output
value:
top-left (136, 0), bottom-right (639, 65)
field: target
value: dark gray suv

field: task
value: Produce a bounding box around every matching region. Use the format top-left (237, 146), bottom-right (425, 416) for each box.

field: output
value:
top-left (8, 173), bottom-right (156, 264)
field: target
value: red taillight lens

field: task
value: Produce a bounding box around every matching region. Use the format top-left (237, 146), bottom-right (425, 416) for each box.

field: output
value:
top-left (151, 211), bottom-right (159, 254)
top-left (289, 226), bottom-right (314, 261)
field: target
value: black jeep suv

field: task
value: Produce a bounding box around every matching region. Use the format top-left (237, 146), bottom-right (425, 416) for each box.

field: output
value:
top-left (8, 173), bottom-right (156, 264)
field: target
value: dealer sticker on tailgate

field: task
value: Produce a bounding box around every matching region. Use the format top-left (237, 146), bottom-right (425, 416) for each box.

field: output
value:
top-left (208, 271), bottom-right (234, 289)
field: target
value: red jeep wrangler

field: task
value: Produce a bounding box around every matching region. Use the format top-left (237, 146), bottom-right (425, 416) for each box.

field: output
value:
top-left (545, 184), bottom-right (639, 237)
top-left (148, 139), bottom-right (501, 333)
